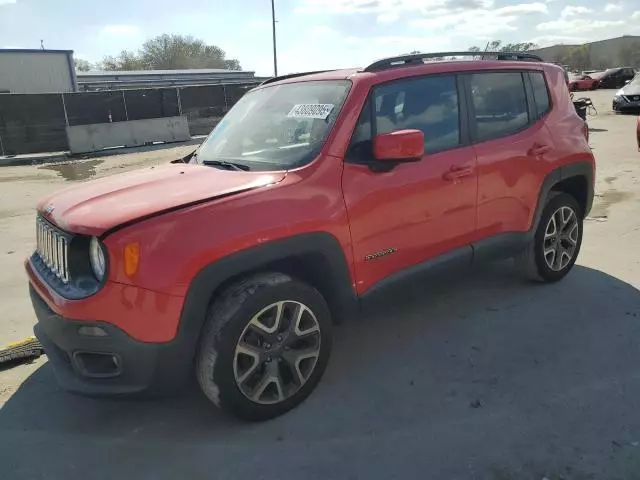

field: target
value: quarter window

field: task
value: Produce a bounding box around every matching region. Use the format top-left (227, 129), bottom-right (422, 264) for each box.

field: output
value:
top-left (470, 72), bottom-right (529, 141)
top-left (348, 99), bottom-right (373, 162)
top-left (529, 72), bottom-right (551, 119)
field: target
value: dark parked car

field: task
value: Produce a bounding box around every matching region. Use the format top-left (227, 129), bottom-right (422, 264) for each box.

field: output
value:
top-left (613, 73), bottom-right (640, 113)
top-left (595, 67), bottom-right (636, 89)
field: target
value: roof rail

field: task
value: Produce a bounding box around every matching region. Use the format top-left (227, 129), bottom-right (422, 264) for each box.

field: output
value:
top-left (364, 51), bottom-right (543, 72)
top-left (260, 70), bottom-right (336, 86)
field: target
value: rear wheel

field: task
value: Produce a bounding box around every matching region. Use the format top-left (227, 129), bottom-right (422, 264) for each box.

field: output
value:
top-left (515, 193), bottom-right (583, 283)
top-left (196, 273), bottom-right (332, 421)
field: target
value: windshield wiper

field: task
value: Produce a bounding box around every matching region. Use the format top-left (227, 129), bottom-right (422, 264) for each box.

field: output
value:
top-left (201, 159), bottom-right (251, 171)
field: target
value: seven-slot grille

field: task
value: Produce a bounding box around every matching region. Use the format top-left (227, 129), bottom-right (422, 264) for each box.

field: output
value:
top-left (36, 217), bottom-right (70, 283)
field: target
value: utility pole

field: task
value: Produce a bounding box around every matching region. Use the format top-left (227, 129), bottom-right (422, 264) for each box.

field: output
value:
top-left (271, 0), bottom-right (278, 77)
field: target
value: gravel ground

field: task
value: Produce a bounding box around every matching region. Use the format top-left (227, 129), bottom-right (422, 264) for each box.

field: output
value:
top-left (1, 90), bottom-right (639, 480)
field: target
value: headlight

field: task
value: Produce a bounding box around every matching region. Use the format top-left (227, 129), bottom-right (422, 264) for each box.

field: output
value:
top-left (89, 237), bottom-right (106, 280)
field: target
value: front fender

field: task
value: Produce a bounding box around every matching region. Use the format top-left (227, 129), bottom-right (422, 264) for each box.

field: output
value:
top-left (171, 232), bottom-right (358, 370)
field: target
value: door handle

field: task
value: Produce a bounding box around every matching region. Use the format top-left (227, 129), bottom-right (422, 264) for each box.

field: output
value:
top-left (443, 166), bottom-right (473, 181)
top-left (528, 143), bottom-right (551, 156)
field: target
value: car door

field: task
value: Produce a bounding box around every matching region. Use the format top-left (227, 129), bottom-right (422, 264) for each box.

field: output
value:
top-left (610, 69), bottom-right (624, 88)
top-left (623, 68), bottom-right (635, 85)
top-left (342, 74), bottom-right (478, 294)
top-left (469, 70), bottom-right (553, 240)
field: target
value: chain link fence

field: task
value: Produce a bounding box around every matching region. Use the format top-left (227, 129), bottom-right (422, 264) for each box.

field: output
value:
top-left (0, 82), bottom-right (260, 155)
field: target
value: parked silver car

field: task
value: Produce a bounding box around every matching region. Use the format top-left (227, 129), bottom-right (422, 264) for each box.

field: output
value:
top-left (613, 74), bottom-right (640, 113)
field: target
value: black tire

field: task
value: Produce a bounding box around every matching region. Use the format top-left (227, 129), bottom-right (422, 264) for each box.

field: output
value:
top-left (515, 192), bottom-right (583, 283)
top-left (196, 272), bottom-right (332, 421)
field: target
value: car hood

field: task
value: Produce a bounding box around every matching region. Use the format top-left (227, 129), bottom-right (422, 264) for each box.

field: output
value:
top-left (620, 84), bottom-right (640, 96)
top-left (38, 163), bottom-right (286, 236)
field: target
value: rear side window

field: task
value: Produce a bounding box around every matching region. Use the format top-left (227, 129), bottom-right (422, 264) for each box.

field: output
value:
top-left (470, 72), bottom-right (529, 141)
top-left (529, 72), bottom-right (551, 119)
top-left (373, 75), bottom-right (460, 153)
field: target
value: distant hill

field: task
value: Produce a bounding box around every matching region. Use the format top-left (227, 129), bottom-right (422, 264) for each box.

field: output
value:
top-left (531, 35), bottom-right (640, 70)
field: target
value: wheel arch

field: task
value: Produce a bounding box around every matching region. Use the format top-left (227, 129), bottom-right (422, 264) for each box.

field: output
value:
top-left (172, 232), bottom-right (358, 370)
top-left (532, 160), bottom-right (594, 231)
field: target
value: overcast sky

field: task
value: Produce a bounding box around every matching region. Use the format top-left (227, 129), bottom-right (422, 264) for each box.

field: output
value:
top-left (0, 0), bottom-right (638, 75)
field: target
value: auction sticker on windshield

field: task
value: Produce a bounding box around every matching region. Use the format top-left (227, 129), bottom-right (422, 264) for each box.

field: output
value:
top-left (287, 104), bottom-right (334, 120)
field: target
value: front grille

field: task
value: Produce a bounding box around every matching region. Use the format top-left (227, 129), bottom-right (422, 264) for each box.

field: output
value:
top-left (36, 217), bottom-right (70, 284)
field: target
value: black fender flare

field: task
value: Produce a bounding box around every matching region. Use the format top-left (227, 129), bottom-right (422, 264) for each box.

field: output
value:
top-left (169, 232), bottom-right (358, 370)
top-left (531, 160), bottom-right (594, 232)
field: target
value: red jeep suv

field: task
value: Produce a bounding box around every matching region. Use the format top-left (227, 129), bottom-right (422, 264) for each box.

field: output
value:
top-left (27, 52), bottom-right (595, 421)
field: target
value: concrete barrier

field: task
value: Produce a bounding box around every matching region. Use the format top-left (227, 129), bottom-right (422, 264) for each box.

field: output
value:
top-left (66, 116), bottom-right (190, 154)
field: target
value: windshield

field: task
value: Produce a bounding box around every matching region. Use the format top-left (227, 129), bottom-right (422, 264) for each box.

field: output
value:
top-left (194, 80), bottom-right (351, 171)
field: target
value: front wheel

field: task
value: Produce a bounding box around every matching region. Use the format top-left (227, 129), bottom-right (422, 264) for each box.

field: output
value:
top-left (515, 193), bottom-right (583, 282)
top-left (196, 273), bottom-right (332, 421)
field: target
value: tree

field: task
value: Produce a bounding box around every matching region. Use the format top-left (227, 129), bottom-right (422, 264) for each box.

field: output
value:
top-left (467, 40), bottom-right (538, 52)
top-left (568, 45), bottom-right (590, 71)
top-left (100, 50), bottom-right (146, 71)
top-left (554, 44), bottom-right (590, 71)
top-left (74, 58), bottom-right (92, 72)
top-left (99, 34), bottom-right (242, 71)
top-left (502, 42), bottom-right (538, 52)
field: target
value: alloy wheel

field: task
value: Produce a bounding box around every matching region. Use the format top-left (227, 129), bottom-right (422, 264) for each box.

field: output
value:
top-left (543, 206), bottom-right (579, 271)
top-left (233, 301), bottom-right (321, 405)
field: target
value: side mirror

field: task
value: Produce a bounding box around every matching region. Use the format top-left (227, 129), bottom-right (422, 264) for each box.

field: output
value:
top-left (373, 129), bottom-right (425, 162)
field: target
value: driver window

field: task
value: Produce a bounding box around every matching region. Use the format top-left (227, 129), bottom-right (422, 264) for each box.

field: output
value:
top-left (372, 75), bottom-right (461, 153)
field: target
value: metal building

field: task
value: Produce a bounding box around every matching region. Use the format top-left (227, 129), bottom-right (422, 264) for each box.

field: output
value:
top-left (531, 35), bottom-right (640, 71)
top-left (77, 69), bottom-right (265, 91)
top-left (0, 49), bottom-right (77, 94)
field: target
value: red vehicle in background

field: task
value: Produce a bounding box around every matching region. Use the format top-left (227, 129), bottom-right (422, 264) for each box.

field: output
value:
top-left (569, 74), bottom-right (599, 91)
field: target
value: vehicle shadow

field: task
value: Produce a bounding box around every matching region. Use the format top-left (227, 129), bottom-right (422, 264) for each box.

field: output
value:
top-left (2, 263), bottom-right (640, 478)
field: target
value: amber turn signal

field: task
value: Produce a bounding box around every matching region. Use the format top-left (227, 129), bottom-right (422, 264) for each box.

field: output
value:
top-left (124, 242), bottom-right (140, 277)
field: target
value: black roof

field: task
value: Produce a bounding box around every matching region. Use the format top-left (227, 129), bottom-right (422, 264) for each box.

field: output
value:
top-left (364, 51), bottom-right (543, 72)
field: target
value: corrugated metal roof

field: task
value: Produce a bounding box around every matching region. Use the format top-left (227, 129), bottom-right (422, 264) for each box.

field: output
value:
top-left (79, 69), bottom-right (255, 77)
top-left (0, 48), bottom-right (74, 54)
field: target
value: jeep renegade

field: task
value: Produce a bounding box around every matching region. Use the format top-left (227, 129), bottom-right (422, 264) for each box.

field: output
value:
top-left (27, 51), bottom-right (595, 421)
